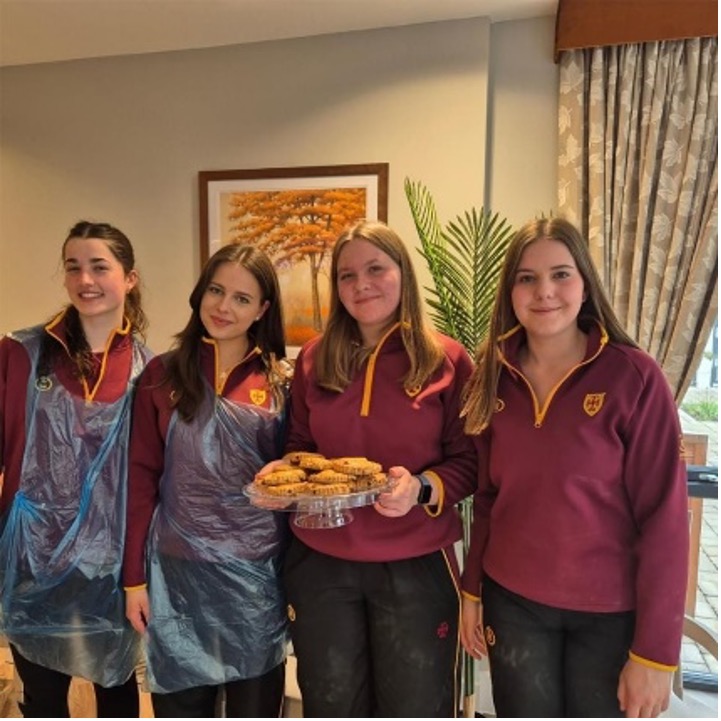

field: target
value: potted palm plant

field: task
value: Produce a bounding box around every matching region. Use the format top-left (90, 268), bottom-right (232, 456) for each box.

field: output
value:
top-left (404, 177), bottom-right (514, 717)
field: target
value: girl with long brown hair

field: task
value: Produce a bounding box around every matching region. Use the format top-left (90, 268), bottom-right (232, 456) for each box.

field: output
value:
top-left (123, 243), bottom-right (291, 717)
top-left (460, 217), bottom-right (688, 718)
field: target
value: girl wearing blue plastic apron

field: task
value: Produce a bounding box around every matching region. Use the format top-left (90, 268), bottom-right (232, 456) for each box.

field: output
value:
top-left (0, 220), bottom-right (151, 717)
top-left (124, 244), bottom-right (290, 718)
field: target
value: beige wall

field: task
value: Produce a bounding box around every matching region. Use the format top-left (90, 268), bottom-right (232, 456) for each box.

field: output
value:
top-left (0, 16), bottom-right (557, 353)
top-left (488, 16), bottom-right (558, 226)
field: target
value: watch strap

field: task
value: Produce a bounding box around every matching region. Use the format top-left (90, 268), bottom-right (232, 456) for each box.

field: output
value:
top-left (416, 473), bottom-right (434, 505)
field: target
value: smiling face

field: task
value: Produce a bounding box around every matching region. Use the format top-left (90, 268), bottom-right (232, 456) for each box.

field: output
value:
top-left (63, 237), bottom-right (137, 328)
top-left (336, 238), bottom-right (402, 346)
top-left (510, 238), bottom-right (586, 343)
top-left (199, 261), bottom-right (269, 353)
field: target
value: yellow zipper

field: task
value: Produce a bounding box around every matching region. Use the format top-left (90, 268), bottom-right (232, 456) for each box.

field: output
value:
top-left (204, 337), bottom-right (261, 395)
top-left (45, 311), bottom-right (130, 403)
top-left (499, 325), bottom-right (607, 428)
top-left (359, 322), bottom-right (409, 417)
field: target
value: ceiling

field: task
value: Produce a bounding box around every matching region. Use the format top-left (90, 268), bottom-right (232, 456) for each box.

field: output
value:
top-left (0, 0), bottom-right (558, 68)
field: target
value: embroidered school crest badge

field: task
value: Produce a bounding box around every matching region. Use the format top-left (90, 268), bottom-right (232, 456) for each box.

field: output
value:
top-left (583, 393), bottom-right (605, 417)
top-left (35, 376), bottom-right (53, 391)
top-left (484, 625), bottom-right (496, 648)
top-left (405, 384), bottom-right (422, 398)
top-left (250, 389), bottom-right (267, 406)
top-left (495, 398), bottom-right (505, 413)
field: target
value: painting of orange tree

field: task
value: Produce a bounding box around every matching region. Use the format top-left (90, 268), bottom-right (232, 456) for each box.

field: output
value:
top-left (220, 187), bottom-right (367, 346)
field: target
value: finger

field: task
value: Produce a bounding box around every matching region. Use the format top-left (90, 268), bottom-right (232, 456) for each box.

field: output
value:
top-left (373, 500), bottom-right (396, 516)
top-left (128, 612), bottom-right (146, 634)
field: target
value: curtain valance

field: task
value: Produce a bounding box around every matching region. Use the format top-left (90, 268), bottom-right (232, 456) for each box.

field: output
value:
top-left (555, 0), bottom-right (717, 61)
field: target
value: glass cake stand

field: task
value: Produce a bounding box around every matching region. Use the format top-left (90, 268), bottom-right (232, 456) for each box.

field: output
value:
top-left (244, 479), bottom-right (395, 529)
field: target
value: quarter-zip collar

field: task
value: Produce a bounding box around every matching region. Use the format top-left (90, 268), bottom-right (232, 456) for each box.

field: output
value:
top-left (45, 309), bottom-right (132, 402)
top-left (201, 336), bottom-right (262, 394)
top-left (359, 321), bottom-right (409, 417)
top-left (497, 319), bottom-right (608, 428)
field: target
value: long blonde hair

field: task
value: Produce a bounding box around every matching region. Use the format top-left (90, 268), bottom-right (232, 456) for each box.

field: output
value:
top-left (462, 217), bottom-right (637, 434)
top-left (315, 220), bottom-right (444, 392)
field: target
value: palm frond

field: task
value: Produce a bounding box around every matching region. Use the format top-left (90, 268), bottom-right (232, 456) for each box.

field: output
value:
top-left (405, 178), bottom-right (514, 703)
top-left (405, 178), bottom-right (514, 354)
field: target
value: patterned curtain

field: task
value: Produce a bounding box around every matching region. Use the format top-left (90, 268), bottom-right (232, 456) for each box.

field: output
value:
top-left (558, 38), bottom-right (718, 400)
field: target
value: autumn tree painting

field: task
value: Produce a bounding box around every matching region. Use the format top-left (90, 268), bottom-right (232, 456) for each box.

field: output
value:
top-left (224, 187), bottom-right (367, 344)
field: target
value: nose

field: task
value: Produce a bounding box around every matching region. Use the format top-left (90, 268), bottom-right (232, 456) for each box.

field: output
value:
top-left (355, 272), bottom-right (371, 291)
top-left (78, 269), bottom-right (94, 285)
top-left (534, 278), bottom-right (554, 299)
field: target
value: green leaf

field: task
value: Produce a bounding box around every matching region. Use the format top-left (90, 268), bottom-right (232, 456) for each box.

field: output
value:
top-left (404, 177), bottom-right (514, 354)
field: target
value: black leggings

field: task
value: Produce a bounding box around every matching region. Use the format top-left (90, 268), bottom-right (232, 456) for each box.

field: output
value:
top-left (9, 644), bottom-right (139, 718)
top-left (150, 662), bottom-right (285, 718)
top-left (482, 576), bottom-right (635, 718)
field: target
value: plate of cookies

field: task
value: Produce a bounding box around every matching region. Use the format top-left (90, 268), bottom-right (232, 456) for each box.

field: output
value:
top-left (246, 452), bottom-right (395, 528)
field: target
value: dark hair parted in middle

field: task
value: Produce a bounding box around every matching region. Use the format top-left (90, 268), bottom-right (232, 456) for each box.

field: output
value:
top-left (39, 219), bottom-right (147, 381)
top-left (165, 243), bottom-right (288, 421)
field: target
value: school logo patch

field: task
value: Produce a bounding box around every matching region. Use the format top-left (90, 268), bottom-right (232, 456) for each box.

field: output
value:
top-left (35, 376), bottom-right (53, 392)
top-left (405, 384), bottom-right (422, 398)
top-left (250, 388), bottom-right (267, 406)
top-left (484, 625), bottom-right (496, 647)
top-left (583, 393), bottom-right (605, 417)
top-left (287, 604), bottom-right (296, 622)
top-left (495, 398), bottom-right (505, 413)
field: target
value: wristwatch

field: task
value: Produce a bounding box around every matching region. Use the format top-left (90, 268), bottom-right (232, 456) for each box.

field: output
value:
top-left (416, 473), bottom-right (434, 505)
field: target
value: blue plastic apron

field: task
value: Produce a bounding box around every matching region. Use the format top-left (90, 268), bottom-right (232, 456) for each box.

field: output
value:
top-left (0, 325), bottom-right (149, 686)
top-left (144, 382), bottom-right (289, 693)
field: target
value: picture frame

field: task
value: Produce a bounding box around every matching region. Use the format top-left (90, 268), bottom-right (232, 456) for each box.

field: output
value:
top-left (198, 163), bottom-right (389, 350)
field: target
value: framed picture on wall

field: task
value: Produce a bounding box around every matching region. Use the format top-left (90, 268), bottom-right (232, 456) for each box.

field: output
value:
top-left (198, 163), bottom-right (389, 350)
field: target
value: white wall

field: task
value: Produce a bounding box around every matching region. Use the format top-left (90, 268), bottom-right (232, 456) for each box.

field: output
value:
top-left (0, 16), bottom-right (557, 353)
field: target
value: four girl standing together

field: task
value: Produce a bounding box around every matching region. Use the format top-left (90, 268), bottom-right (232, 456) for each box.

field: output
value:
top-left (0, 216), bottom-right (689, 718)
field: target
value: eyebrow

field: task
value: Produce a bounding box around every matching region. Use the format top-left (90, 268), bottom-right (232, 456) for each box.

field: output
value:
top-left (63, 256), bottom-right (112, 264)
top-left (338, 257), bottom-right (383, 272)
top-left (210, 281), bottom-right (255, 299)
top-left (515, 263), bottom-right (576, 273)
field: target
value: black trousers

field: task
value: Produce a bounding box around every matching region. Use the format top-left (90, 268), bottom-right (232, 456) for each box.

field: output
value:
top-left (9, 644), bottom-right (139, 718)
top-left (482, 575), bottom-right (635, 718)
top-left (284, 539), bottom-right (460, 718)
top-left (150, 662), bottom-right (285, 718)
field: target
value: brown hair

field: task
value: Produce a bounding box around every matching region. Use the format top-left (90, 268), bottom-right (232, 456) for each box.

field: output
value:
top-left (165, 243), bottom-right (288, 421)
top-left (462, 217), bottom-right (637, 433)
top-left (39, 220), bottom-right (147, 381)
top-left (315, 220), bottom-right (444, 392)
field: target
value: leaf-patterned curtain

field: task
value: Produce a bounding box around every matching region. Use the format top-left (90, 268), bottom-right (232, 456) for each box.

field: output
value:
top-left (558, 37), bottom-right (718, 401)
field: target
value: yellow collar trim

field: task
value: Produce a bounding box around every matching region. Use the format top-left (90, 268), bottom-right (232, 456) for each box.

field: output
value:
top-left (359, 322), bottom-right (405, 417)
